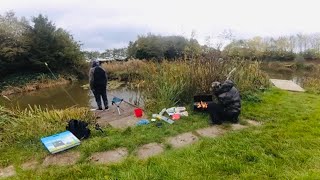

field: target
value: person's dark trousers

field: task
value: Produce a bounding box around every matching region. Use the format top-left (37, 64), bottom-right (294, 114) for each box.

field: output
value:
top-left (207, 102), bottom-right (240, 124)
top-left (207, 102), bottom-right (224, 125)
top-left (93, 86), bottom-right (108, 109)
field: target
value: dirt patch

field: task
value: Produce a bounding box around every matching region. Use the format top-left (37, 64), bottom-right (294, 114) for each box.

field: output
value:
top-left (21, 160), bottom-right (38, 170)
top-left (42, 151), bottom-right (81, 167)
top-left (196, 126), bottom-right (226, 138)
top-left (167, 132), bottom-right (199, 148)
top-left (89, 148), bottom-right (128, 164)
top-left (0, 165), bottom-right (16, 178)
top-left (137, 143), bottom-right (164, 159)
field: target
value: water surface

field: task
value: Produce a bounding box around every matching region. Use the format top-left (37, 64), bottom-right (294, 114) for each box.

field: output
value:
top-left (0, 81), bottom-right (142, 110)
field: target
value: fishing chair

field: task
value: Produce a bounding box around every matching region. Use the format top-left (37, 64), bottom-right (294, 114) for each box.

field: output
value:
top-left (111, 97), bottom-right (124, 115)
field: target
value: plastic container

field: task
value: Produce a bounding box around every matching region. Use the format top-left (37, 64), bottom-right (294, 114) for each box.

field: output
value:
top-left (136, 119), bottom-right (149, 126)
top-left (176, 107), bottom-right (186, 112)
top-left (134, 108), bottom-right (143, 117)
top-left (159, 108), bottom-right (166, 116)
top-left (172, 114), bottom-right (181, 120)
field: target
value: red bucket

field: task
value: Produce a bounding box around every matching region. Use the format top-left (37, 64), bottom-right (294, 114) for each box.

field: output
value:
top-left (134, 108), bottom-right (143, 117)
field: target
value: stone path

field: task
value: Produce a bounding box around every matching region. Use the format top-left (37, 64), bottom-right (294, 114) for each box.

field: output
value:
top-left (89, 148), bottom-right (128, 164)
top-left (230, 123), bottom-right (247, 130)
top-left (167, 132), bottom-right (199, 148)
top-left (21, 160), bottom-right (38, 170)
top-left (247, 120), bottom-right (262, 126)
top-left (0, 120), bottom-right (261, 178)
top-left (42, 151), bottom-right (81, 167)
top-left (196, 126), bottom-right (226, 138)
top-left (137, 143), bottom-right (164, 159)
top-left (270, 79), bottom-right (305, 92)
top-left (0, 165), bottom-right (15, 178)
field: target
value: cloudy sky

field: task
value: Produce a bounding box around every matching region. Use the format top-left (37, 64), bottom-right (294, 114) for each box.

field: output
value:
top-left (1, 0), bottom-right (319, 51)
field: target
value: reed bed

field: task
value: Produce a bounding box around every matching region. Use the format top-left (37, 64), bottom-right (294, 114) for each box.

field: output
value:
top-left (0, 105), bottom-right (94, 148)
top-left (138, 59), bottom-right (270, 110)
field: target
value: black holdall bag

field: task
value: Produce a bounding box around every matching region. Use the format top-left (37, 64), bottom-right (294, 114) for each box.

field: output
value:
top-left (66, 119), bottom-right (91, 140)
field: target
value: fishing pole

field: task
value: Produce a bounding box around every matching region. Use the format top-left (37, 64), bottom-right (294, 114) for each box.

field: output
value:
top-left (1, 95), bottom-right (11, 101)
top-left (44, 62), bottom-right (78, 106)
top-left (226, 67), bottom-right (236, 80)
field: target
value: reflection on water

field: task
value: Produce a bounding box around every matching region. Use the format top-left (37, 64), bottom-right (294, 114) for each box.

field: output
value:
top-left (0, 82), bottom-right (143, 110)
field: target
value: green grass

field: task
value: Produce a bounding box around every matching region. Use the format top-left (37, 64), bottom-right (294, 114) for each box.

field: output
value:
top-left (0, 105), bottom-right (209, 167)
top-left (2, 89), bottom-right (320, 179)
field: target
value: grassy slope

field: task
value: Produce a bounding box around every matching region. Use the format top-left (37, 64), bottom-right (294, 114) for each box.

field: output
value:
top-left (0, 73), bottom-right (71, 96)
top-left (5, 89), bottom-right (320, 179)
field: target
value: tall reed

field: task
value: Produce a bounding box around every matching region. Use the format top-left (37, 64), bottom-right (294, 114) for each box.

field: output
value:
top-left (140, 59), bottom-right (270, 111)
top-left (102, 60), bottom-right (146, 81)
top-left (0, 105), bottom-right (94, 148)
top-left (303, 64), bottom-right (320, 94)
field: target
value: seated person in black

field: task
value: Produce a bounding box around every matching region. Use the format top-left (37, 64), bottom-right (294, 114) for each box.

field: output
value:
top-left (208, 80), bottom-right (241, 125)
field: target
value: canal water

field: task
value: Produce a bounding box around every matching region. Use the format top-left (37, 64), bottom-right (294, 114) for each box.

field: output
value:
top-left (0, 69), bottom-right (309, 110)
top-left (0, 81), bottom-right (143, 110)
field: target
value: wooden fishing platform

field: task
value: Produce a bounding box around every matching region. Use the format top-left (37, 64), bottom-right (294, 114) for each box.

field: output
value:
top-left (270, 79), bottom-right (305, 92)
top-left (94, 102), bottom-right (146, 129)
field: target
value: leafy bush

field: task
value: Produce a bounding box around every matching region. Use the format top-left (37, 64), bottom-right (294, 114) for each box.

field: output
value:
top-left (0, 12), bottom-right (87, 79)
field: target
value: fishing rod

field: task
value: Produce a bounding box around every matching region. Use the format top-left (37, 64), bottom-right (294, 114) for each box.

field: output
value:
top-left (1, 95), bottom-right (11, 101)
top-left (226, 67), bottom-right (236, 80)
top-left (44, 62), bottom-right (78, 106)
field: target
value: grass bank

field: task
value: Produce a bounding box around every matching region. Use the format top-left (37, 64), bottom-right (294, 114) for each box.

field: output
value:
top-left (0, 73), bottom-right (75, 96)
top-left (1, 89), bottom-right (320, 179)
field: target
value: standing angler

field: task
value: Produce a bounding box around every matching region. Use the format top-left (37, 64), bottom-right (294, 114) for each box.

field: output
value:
top-left (89, 61), bottom-right (109, 110)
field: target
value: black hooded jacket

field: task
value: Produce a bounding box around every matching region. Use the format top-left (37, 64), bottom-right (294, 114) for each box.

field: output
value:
top-left (213, 80), bottom-right (241, 114)
top-left (89, 61), bottom-right (107, 90)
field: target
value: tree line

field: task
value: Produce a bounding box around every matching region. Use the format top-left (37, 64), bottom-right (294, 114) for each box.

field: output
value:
top-left (125, 33), bottom-right (320, 61)
top-left (127, 33), bottom-right (202, 60)
top-left (2, 10), bottom-right (319, 81)
top-left (0, 11), bottom-right (86, 78)
top-left (224, 34), bottom-right (320, 61)
top-left (83, 48), bottom-right (127, 60)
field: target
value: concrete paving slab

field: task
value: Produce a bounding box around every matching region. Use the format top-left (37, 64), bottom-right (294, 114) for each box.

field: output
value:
top-left (231, 124), bottom-right (247, 130)
top-left (270, 79), bottom-right (305, 92)
top-left (95, 102), bottom-right (143, 127)
top-left (108, 115), bottom-right (147, 129)
top-left (167, 132), bottom-right (199, 148)
top-left (0, 165), bottom-right (16, 178)
top-left (246, 120), bottom-right (262, 126)
top-left (137, 143), bottom-right (164, 159)
top-left (196, 126), bottom-right (226, 138)
top-left (21, 160), bottom-right (38, 170)
top-left (89, 148), bottom-right (128, 165)
top-left (42, 151), bottom-right (80, 167)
